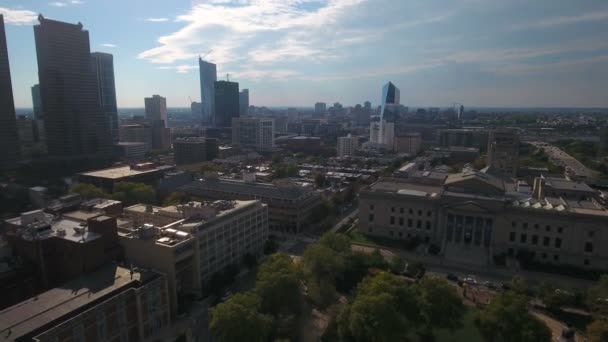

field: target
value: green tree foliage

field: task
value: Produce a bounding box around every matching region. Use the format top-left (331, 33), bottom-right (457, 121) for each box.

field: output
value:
top-left (273, 164), bottom-right (298, 178)
top-left (210, 292), bottom-right (273, 342)
top-left (538, 282), bottom-right (573, 312)
top-left (587, 319), bottom-right (608, 342)
top-left (587, 275), bottom-right (608, 316)
top-left (389, 255), bottom-right (406, 274)
top-left (71, 183), bottom-right (110, 199)
top-left (415, 277), bottom-right (466, 331)
top-left (314, 173), bottom-right (326, 188)
top-left (112, 182), bottom-right (156, 206)
top-left (406, 260), bottom-right (426, 278)
top-left (162, 191), bottom-right (189, 206)
top-left (475, 292), bottom-right (551, 342)
top-left (255, 253), bottom-right (301, 316)
top-left (338, 272), bottom-right (423, 341)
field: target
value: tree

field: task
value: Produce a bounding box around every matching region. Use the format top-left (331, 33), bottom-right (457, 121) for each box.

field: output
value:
top-left (475, 292), bottom-right (551, 342)
top-left (338, 272), bottom-right (422, 341)
top-left (163, 192), bottom-right (189, 206)
top-left (255, 253), bottom-right (301, 316)
top-left (302, 244), bottom-right (343, 307)
top-left (263, 239), bottom-right (279, 255)
top-left (407, 261), bottom-right (426, 278)
top-left (314, 173), bottom-right (326, 188)
top-left (508, 275), bottom-right (529, 296)
top-left (112, 182), bottom-right (156, 206)
top-left (389, 255), bottom-right (406, 274)
top-left (210, 292), bottom-right (273, 342)
top-left (71, 183), bottom-right (110, 199)
top-left (368, 249), bottom-right (388, 270)
top-left (587, 275), bottom-right (608, 316)
top-left (539, 282), bottom-right (572, 312)
top-left (415, 277), bottom-right (466, 331)
top-left (587, 319), bottom-right (608, 342)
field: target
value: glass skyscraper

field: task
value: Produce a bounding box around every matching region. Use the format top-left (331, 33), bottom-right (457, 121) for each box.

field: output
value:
top-left (214, 80), bottom-right (239, 128)
top-left (0, 14), bottom-right (20, 169)
top-left (380, 81), bottom-right (401, 123)
top-left (92, 52), bottom-right (119, 142)
top-left (199, 58), bottom-right (217, 125)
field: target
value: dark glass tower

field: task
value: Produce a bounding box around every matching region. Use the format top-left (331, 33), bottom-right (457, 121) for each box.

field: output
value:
top-left (0, 15), bottom-right (21, 169)
top-left (31, 84), bottom-right (43, 120)
top-left (380, 81), bottom-right (401, 122)
top-left (34, 16), bottom-right (112, 158)
top-left (199, 58), bottom-right (216, 125)
top-left (92, 52), bottom-right (119, 142)
top-left (214, 80), bottom-right (239, 128)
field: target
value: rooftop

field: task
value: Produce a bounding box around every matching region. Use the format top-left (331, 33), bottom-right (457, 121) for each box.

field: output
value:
top-left (6, 211), bottom-right (102, 244)
top-left (0, 265), bottom-right (158, 342)
top-left (368, 179), bottom-right (442, 197)
top-left (78, 164), bottom-right (174, 180)
top-left (181, 178), bottom-right (318, 200)
top-left (543, 177), bottom-right (595, 193)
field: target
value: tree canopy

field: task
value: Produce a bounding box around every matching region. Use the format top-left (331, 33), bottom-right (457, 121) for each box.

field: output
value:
top-left (587, 275), bottom-right (608, 316)
top-left (112, 182), bottom-right (156, 206)
top-left (255, 253), bottom-right (301, 316)
top-left (71, 183), bottom-right (110, 199)
top-left (210, 292), bottom-right (273, 342)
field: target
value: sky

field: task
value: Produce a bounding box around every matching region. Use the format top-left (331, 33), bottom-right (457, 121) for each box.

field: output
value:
top-left (2, 0), bottom-right (608, 108)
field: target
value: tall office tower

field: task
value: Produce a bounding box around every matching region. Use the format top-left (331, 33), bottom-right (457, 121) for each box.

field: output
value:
top-left (199, 58), bottom-right (217, 124)
top-left (314, 102), bottom-right (326, 117)
top-left (239, 89), bottom-right (249, 116)
top-left (379, 82), bottom-right (400, 146)
top-left (457, 104), bottom-right (464, 120)
top-left (0, 15), bottom-right (20, 169)
top-left (232, 117), bottom-right (275, 152)
top-left (214, 80), bottom-right (239, 128)
top-left (487, 128), bottom-right (519, 177)
top-left (144, 95), bottom-right (170, 150)
top-left (91, 52), bottom-right (119, 142)
top-left (191, 101), bottom-right (202, 118)
top-left (337, 134), bottom-right (359, 157)
top-left (34, 16), bottom-right (112, 158)
top-left (369, 121), bottom-right (381, 144)
top-left (31, 84), bottom-right (43, 120)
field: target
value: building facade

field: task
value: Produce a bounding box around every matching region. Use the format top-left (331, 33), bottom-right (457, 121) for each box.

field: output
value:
top-left (438, 128), bottom-right (489, 151)
top-left (239, 89), bottom-right (249, 116)
top-left (231, 117), bottom-right (275, 152)
top-left (145, 95), bottom-right (170, 150)
top-left (91, 52), bottom-right (119, 142)
top-left (487, 128), bottom-right (519, 177)
top-left (31, 84), bottom-right (43, 120)
top-left (214, 80), bottom-right (239, 128)
top-left (0, 15), bottom-right (21, 169)
top-left (314, 102), bottom-right (327, 117)
top-left (359, 170), bottom-right (608, 269)
top-left (199, 58), bottom-right (216, 125)
top-left (337, 134), bottom-right (359, 157)
top-left (174, 137), bottom-right (218, 165)
top-left (34, 16), bottom-right (112, 158)
top-left (394, 133), bottom-right (422, 155)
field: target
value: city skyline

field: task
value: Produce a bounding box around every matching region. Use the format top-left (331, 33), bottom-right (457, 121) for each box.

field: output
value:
top-left (1, 0), bottom-right (608, 108)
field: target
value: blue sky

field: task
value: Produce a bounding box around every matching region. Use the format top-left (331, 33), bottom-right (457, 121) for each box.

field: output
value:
top-left (2, 0), bottom-right (608, 108)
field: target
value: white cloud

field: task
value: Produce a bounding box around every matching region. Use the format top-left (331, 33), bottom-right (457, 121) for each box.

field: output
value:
top-left (511, 9), bottom-right (608, 31)
top-left (49, 0), bottom-right (84, 7)
top-left (0, 7), bottom-right (38, 25)
top-left (100, 43), bottom-right (117, 48)
top-left (145, 17), bottom-right (169, 22)
top-left (158, 64), bottom-right (199, 73)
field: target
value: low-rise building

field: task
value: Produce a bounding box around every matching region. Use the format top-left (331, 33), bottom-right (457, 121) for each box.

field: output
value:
top-left (78, 163), bottom-right (175, 192)
top-left (359, 170), bottom-right (608, 269)
top-left (173, 137), bottom-right (218, 165)
top-left (181, 178), bottom-right (321, 233)
top-left (0, 265), bottom-right (170, 342)
top-left (394, 133), bottom-right (421, 155)
top-left (232, 117), bottom-right (275, 152)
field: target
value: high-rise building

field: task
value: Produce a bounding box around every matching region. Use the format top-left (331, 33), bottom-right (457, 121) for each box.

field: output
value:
top-left (337, 134), bottom-right (359, 157)
top-left (214, 80), bottom-right (239, 128)
top-left (120, 124), bottom-right (152, 151)
top-left (232, 117), bottom-right (275, 152)
top-left (394, 133), bottom-right (421, 155)
top-left (314, 102), bottom-right (326, 117)
top-left (31, 84), bottom-right (43, 120)
top-left (191, 101), bottom-right (202, 118)
top-left (380, 81), bottom-right (400, 122)
top-left (199, 58), bottom-right (217, 124)
top-left (0, 15), bottom-right (21, 169)
top-left (91, 52), bottom-right (119, 142)
top-left (369, 121), bottom-right (381, 144)
top-left (34, 16), bottom-right (112, 158)
top-left (144, 94), bottom-right (167, 123)
top-left (173, 137), bottom-right (218, 165)
top-left (487, 128), bottom-right (519, 177)
top-left (239, 88), bottom-right (249, 116)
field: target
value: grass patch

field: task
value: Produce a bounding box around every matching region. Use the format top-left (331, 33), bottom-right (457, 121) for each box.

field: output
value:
top-left (433, 307), bottom-right (484, 342)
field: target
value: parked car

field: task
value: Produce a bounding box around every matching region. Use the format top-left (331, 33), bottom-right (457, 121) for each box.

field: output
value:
top-left (446, 273), bottom-right (459, 282)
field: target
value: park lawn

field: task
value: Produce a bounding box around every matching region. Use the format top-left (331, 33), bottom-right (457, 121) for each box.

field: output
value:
top-left (433, 307), bottom-right (484, 342)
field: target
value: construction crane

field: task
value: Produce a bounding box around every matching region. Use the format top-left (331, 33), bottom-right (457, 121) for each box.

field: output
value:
top-left (199, 49), bottom-right (212, 60)
top-left (226, 73), bottom-right (231, 82)
top-left (188, 96), bottom-right (193, 104)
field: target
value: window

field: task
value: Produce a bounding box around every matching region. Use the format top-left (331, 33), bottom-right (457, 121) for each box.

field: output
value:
top-left (369, 214), bottom-right (374, 222)
top-left (416, 220), bottom-right (422, 229)
top-left (584, 259), bottom-right (590, 266)
top-left (400, 208), bottom-right (404, 214)
top-left (418, 210), bottom-right (422, 216)
top-left (391, 207), bottom-right (395, 213)
top-left (585, 242), bottom-right (593, 253)
top-left (553, 254), bottom-right (559, 262)
top-left (558, 227), bottom-right (564, 234)
top-left (543, 237), bottom-right (550, 247)
top-left (399, 217), bottom-right (404, 226)
top-left (409, 209), bottom-right (413, 215)
top-left (509, 232), bottom-right (516, 242)
top-left (390, 216), bottom-right (395, 225)
top-left (368, 228), bottom-right (373, 233)
top-left (555, 238), bottom-right (562, 249)
top-left (520, 234), bottom-right (527, 244)
top-left (534, 224), bottom-right (539, 230)
top-left (532, 235), bottom-right (538, 245)
top-left (398, 232), bottom-right (403, 237)
top-left (427, 211), bottom-right (432, 217)
top-left (369, 204), bottom-right (374, 210)
top-left (426, 221), bottom-right (431, 230)
top-left (542, 253), bottom-right (547, 259)
top-left (407, 219), bottom-right (412, 228)
top-left (511, 221), bottom-right (516, 228)
top-left (545, 225), bottom-right (551, 232)
top-left (588, 231), bottom-right (594, 238)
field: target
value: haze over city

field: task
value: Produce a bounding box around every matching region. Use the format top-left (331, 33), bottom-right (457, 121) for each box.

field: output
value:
top-left (2, 0), bottom-right (608, 108)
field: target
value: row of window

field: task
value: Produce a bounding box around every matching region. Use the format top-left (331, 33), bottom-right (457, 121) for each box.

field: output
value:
top-left (369, 204), bottom-right (433, 218)
top-left (507, 248), bottom-right (592, 266)
top-left (511, 222), bottom-right (565, 234)
top-left (508, 232), bottom-right (593, 253)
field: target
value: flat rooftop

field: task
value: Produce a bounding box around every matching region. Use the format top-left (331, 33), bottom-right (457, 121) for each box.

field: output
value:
top-left (79, 164), bottom-right (174, 180)
top-left (0, 265), bottom-right (159, 342)
top-left (181, 178), bottom-right (317, 200)
top-left (180, 200), bottom-right (262, 231)
top-left (368, 179), bottom-right (442, 197)
top-left (544, 177), bottom-right (595, 193)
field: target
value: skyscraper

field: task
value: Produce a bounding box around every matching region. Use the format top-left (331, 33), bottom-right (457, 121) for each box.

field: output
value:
top-left (232, 117), bottom-right (274, 152)
top-left (91, 52), bottom-right (119, 142)
top-left (199, 58), bottom-right (216, 125)
top-left (239, 89), bottom-right (249, 116)
top-left (314, 102), bottom-right (326, 117)
top-left (487, 128), bottom-right (519, 177)
top-left (34, 16), bottom-right (112, 158)
top-left (144, 95), bottom-right (170, 150)
top-left (31, 84), bottom-right (43, 120)
top-left (379, 82), bottom-right (400, 146)
top-left (214, 80), bottom-right (239, 128)
top-left (191, 101), bottom-right (202, 118)
top-left (0, 15), bottom-right (20, 168)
